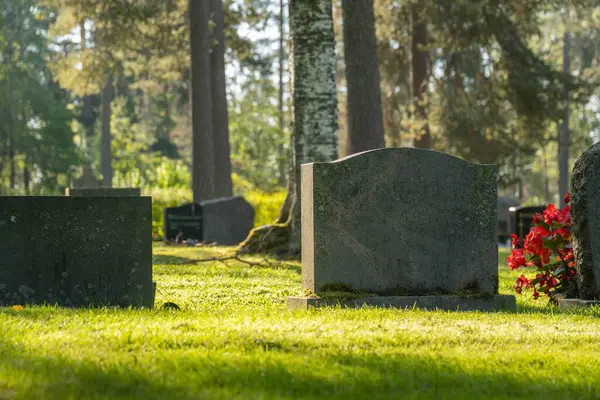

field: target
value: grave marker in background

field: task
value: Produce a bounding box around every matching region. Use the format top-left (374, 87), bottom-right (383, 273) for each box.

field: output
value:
top-left (163, 203), bottom-right (204, 242)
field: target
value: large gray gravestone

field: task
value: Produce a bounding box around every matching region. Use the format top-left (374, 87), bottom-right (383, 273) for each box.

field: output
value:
top-left (200, 196), bottom-right (255, 245)
top-left (289, 148), bottom-right (515, 311)
top-left (566, 143), bottom-right (600, 302)
top-left (0, 196), bottom-right (154, 308)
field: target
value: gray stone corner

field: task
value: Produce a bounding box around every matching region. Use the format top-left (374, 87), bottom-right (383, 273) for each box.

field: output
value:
top-left (557, 298), bottom-right (600, 311)
top-left (287, 294), bottom-right (517, 312)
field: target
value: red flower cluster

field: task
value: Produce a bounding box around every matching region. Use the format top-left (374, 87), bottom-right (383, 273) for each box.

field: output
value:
top-left (507, 193), bottom-right (576, 300)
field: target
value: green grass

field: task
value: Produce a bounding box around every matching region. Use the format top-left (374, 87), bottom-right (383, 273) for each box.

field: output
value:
top-left (1, 246), bottom-right (600, 399)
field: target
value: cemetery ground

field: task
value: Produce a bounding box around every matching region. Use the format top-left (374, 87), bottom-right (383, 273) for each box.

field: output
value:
top-left (1, 245), bottom-right (600, 399)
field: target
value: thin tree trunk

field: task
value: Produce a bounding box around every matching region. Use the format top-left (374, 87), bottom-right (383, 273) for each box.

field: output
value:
top-left (411, 4), bottom-right (431, 149)
top-left (289, 0), bottom-right (339, 249)
top-left (189, 0), bottom-right (216, 202)
top-left (80, 22), bottom-right (94, 147)
top-left (210, 0), bottom-right (233, 198)
top-left (23, 163), bottom-right (30, 195)
top-left (342, 0), bottom-right (384, 154)
top-left (558, 29), bottom-right (570, 207)
top-left (101, 76), bottom-right (114, 187)
top-left (277, 0), bottom-right (287, 186)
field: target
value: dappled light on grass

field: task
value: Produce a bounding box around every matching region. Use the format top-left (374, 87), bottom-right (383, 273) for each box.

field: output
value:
top-left (1, 245), bottom-right (600, 399)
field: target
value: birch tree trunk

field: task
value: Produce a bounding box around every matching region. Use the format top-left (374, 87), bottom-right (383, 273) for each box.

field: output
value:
top-left (210, 0), bottom-right (233, 198)
top-left (289, 0), bottom-right (339, 249)
top-left (342, 0), bottom-right (384, 154)
top-left (240, 0), bottom-right (338, 254)
top-left (189, 0), bottom-right (216, 202)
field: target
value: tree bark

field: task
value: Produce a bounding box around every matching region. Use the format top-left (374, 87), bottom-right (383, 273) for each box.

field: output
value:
top-left (342, 0), bottom-right (385, 154)
top-left (411, 4), bottom-right (431, 149)
top-left (558, 29), bottom-right (570, 207)
top-left (210, 0), bottom-right (233, 198)
top-left (277, 0), bottom-right (287, 186)
top-left (289, 0), bottom-right (339, 249)
top-left (240, 0), bottom-right (339, 254)
top-left (189, 0), bottom-right (216, 202)
top-left (101, 76), bottom-right (114, 187)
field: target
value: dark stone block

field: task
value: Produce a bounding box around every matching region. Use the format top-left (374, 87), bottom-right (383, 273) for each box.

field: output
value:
top-left (163, 203), bottom-right (204, 242)
top-left (66, 187), bottom-right (141, 197)
top-left (509, 205), bottom-right (546, 240)
top-left (200, 196), bottom-right (254, 245)
top-left (571, 142), bottom-right (600, 299)
top-left (0, 196), bottom-right (153, 308)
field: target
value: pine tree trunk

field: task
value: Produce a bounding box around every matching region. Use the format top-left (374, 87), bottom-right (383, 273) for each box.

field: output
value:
top-left (189, 0), bottom-right (216, 202)
top-left (210, 0), bottom-right (233, 198)
top-left (101, 76), bottom-right (114, 187)
top-left (411, 4), bottom-right (431, 149)
top-left (558, 30), bottom-right (570, 206)
top-left (342, 0), bottom-right (384, 154)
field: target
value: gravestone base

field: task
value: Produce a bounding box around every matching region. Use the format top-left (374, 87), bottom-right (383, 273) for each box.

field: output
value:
top-left (287, 294), bottom-right (517, 312)
top-left (557, 298), bottom-right (600, 310)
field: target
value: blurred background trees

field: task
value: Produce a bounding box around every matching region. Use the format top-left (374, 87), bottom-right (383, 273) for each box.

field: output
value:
top-left (0, 0), bottom-right (598, 227)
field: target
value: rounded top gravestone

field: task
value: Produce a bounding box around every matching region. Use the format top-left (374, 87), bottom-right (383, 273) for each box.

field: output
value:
top-left (571, 142), bottom-right (600, 299)
top-left (301, 147), bottom-right (499, 296)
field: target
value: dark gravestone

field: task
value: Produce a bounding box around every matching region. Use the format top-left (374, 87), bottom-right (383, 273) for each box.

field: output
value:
top-left (509, 205), bottom-right (546, 239)
top-left (0, 196), bottom-right (154, 307)
top-left (571, 142), bottom-right (600, 300)
top-left (163, 203), bottom-right (203, 242)
top-left (497, 196), bottom-right (520, 243)
top-left (289, 148), bottom-right (515, 311)
top-left (200, 196), bottom-right (255, 245)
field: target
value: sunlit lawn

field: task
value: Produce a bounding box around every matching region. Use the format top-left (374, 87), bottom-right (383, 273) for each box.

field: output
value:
top-left (1, 245), bottom-right (599, 399)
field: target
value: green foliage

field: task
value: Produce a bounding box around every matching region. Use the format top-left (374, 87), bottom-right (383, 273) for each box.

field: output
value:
top-left (146, 186), bottom-right (192, 240)
top-left (245, 189), bottom-right (286, 228)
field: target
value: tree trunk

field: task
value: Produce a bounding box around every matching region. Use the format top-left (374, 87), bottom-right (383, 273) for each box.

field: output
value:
top-left (558, 30), bottom-right (570, 207)
top-left (189, 0), bottom-right (216, 202)
top-left (277, 0), bottom-right (287, 186)
top-left (342, 0), bottom-right (384, 154)
top-left (210, 0), bottom-right (233, 198)
top-left (411, 4), bottom-right (431, 149)
top-left (101, 76), bottom-right (114, 187)
top-left (289, 0), bottom-right (339, 249)
top-left (240, 0), bottom-right (338, 254)
top-left (80, 22), bottom-right (94, 148)
top-left (23, 163), bottom-right (30, 195)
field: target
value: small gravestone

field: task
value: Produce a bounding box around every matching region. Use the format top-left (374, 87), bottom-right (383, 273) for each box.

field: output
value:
top-left (558, 143), bottom-right (600, 309)
top-left (0, 195), bottom-right (154, 308)
top-left (509, 205), bottom-right (546, 240)
top-left (288, 148), bottom-right (516, 311)
top-left (497, 196), bottom-right (519, 244)
top-left (163, 203), bottom-right (204, 242)
top-left (200, 196), bottom-right (254, 245)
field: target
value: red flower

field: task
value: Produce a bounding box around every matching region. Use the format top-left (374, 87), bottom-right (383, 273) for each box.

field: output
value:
top-left (564, 192), bottom-right (571, 204)
top-left (511, 233), bottom-right (520, 248)
top-left (508, 249), bottom-right (526, 270)
top-left (556, 206), bottom-right (571, 225)
top-left (543, 204), bottom-right (559, 225)
top-left (533, 289), bottom-right (540, 299)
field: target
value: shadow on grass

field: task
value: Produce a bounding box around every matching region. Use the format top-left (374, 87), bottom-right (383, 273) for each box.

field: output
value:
top-left (152, 254), bottom-right (199, 265)
top-left (0, 333), bottom-right (597, 399)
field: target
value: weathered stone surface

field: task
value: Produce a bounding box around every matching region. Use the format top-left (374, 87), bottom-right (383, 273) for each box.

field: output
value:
top-left (163, 203), bottom-right (203, 242)
top-left (0, 196), bottom-right (153, 307)
top-left (200, 196), bottom-right (255, 245)
top-left (287, 295), bottom-right (516, 312)
top-left (571, 142), bottom-right (600, 299)
top-left (66, 187), bottom-right (141, 197)
top-left (301, 148), bottom-right (499, 296)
